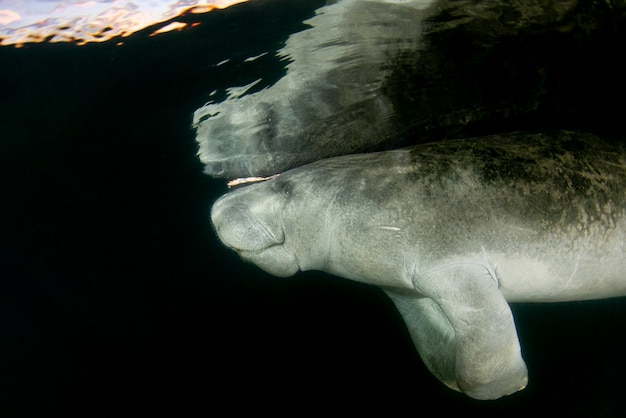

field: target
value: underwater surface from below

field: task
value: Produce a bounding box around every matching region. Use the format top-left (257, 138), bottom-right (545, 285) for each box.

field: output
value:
top-left (1, 0), bottom-right (626, 415)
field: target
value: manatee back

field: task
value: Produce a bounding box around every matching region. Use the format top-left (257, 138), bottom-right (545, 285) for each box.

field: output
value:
top-left (275, 130), bottom-right (626, 294)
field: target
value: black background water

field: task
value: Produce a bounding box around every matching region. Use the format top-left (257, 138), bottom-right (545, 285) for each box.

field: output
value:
top-left (1, 0), bottom-right (626, 415)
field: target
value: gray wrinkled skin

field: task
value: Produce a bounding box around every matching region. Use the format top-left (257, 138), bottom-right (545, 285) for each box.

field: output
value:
top-left (211, 130), bottom-right (626, 399)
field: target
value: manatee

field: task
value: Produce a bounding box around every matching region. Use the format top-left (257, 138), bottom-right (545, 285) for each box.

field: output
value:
top-left (210, 130), bottom-right (626, 399)
top-left (196, 0), bottom-right (626, 401)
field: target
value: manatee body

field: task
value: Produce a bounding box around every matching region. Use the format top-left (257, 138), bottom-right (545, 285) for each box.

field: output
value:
top-left (210, 130), bottom-right (626, 399)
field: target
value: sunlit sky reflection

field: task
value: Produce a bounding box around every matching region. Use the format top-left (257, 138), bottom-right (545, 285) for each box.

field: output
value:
top-left (0, 0), bottom-right (247, 46)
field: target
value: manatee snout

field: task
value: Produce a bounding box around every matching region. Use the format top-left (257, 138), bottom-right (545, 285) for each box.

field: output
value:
top-left (211, 187), bottom-right (284, 252)
top-left (210, 183), bottom-right (299, 277)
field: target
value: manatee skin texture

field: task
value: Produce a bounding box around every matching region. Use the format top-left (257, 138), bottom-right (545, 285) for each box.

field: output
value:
top-left (211, 130), bottom-right (626, 399)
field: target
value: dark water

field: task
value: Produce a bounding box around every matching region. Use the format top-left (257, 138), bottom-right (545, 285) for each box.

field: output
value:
top-left (1, 0), bottom-right (626, 415)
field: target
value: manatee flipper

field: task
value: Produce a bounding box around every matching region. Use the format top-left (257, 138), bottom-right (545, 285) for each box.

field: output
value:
top-left (385, 264), bottom-right (528, 400)
top-left (384, 290), bottom-right (459, 389)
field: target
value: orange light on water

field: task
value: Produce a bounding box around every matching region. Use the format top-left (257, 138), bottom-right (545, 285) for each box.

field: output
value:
top-left (0, 0), bottom-right (248, 47)
top-left (150, 21), bottom-right (189, 36)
